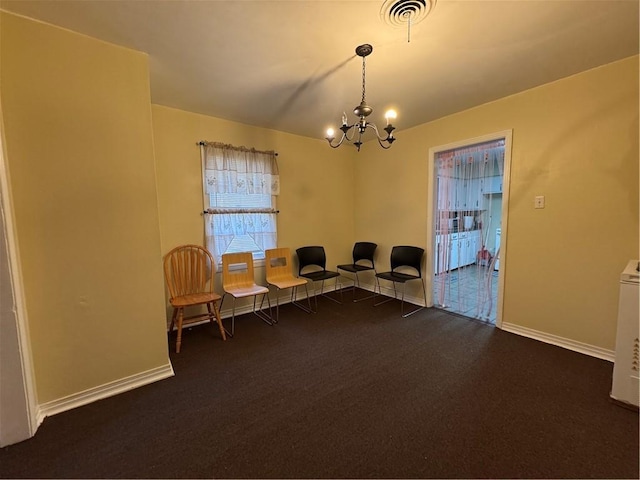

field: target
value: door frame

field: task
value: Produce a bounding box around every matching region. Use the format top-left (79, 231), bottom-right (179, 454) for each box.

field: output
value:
top-left (426, 129), bottom-right (513, 328)
top-left (0, 101), bottom-right (39, 446)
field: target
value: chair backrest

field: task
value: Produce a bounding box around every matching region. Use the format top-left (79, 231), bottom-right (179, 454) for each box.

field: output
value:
top-left (296, 246), bottom-right (327, 275)
top-left (265, 247), bottom-right (296, 283)
top-left (390, 245), bottom-right (425, 277)
top-left (353, 242), bottom-right (377, 267)
top-left (222, 251), bottom-right (257, 290)
top-left (164, 244), bottom-right (214, 299)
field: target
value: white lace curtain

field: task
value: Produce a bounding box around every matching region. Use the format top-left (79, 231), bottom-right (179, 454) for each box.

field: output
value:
top-left (201, 142), bottom-right (279, 264)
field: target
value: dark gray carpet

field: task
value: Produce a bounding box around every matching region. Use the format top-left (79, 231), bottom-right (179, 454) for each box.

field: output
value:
top-left (1, 291), bottom-right (638, 479)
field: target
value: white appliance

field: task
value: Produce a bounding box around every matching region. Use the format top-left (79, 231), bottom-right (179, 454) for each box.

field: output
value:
top-left (610, 259), bottom-right (639, 408)
top-left (494, 228), bottom-right (501, 270)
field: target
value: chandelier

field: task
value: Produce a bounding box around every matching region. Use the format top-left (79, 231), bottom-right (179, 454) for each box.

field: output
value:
top-left (325, 44), bottom-right (397, 152)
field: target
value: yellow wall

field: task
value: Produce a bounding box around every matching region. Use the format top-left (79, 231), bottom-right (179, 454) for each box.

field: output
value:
top-left (151, 105), bottom-right (355, 312)
top-left (356, 55), bottom-right (639, 349)
top-left (1, 12), bottom-right (170, 403)
top-left (1, 9), bottom-right (637, 417)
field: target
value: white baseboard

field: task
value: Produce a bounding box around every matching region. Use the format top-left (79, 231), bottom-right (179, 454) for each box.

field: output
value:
top-left (501, 322), bottom-right (615, 362)
top-left (37, 292), bottom-right (613, 428)
top-left (219, 282), bottom-right (612, 363)
top-left (362, 282), bottom-right (613, 362)
top-left (37, 363), bottom-right (175, 423)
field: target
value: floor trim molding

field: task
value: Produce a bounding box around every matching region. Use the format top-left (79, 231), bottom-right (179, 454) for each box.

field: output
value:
top-left (37, 363), bottom-right (175, 423)
top-left (501, 322), bottom-right (615, 362)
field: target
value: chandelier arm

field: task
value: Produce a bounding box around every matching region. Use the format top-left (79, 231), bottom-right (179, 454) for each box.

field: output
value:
top-left (368, 122), bottom-right (392, 142)
top-left (376, 136), bottom-right (393, 149)
top-left (327, 134), bottom-right (346, 148)
top-left (369, 123), bottom-right (395, 149)
top-left (327, 123), bottom-right (363, 147)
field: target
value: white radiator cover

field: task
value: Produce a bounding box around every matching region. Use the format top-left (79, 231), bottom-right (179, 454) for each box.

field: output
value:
top-left (610, 260), bottom-right (639, 408)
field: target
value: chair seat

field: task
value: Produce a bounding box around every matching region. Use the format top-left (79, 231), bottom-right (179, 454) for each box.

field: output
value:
top-left (337, 264), bottom-right (374, 273)
top-left (269, 276), bottom-right (308, 290)
top-left (170, 292), bottom-right (222, 308)
top-left (225, 284), bottom-right (270, 298)
top-left (376, 271), bottom-right (420, 283)
top-left (300, 270), bottom-right (340, 282)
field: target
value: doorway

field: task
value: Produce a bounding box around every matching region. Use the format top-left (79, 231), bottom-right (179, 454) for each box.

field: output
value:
top-left (428, 131), bottom-right (512, 326)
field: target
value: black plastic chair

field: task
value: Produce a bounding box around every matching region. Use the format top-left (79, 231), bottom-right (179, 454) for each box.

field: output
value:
top-left (337, 242), bottom-right (378, 302)
top-left (296, 246), bottom-right (342, 311)
top-left (374, 245), bottom-right (426, 317)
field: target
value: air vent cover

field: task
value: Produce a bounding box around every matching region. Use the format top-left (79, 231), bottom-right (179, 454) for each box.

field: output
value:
top-left (380, 0), bottom-right (437, 28)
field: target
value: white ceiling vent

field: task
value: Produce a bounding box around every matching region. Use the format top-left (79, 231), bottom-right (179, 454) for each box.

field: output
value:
top-left (380, 0), bottom-right (437, 28)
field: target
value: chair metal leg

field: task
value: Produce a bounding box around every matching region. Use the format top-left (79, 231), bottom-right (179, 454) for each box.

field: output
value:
top-left (309, 281), bottom-right (318, 313)
top-left (374, 278), bottom-right (425, 317)
top-left (221, 291), bottom-right (274, 335)
top-left (275, 287), bottom-right (281, 322)
top-left (400, 279), bottom-right (427, 317)
top-left (290, 284), bottom-right (313, 315)
top-left (220, 293), bottom-right (234, 338)
top-left (270, 284), bottom-right (313, 322)
top-left (373, 279), bottom-right (395, 307)
top-left (231, 296), bottom-right (237, 336)
top-left (351, 272), bottom-right (377, 302)
top-left (319, 278), bottom-right (343, 305)
top-left (253, 293), bottom-right (273, 326)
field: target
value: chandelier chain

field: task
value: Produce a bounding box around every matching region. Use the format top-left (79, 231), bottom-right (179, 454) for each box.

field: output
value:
top-left (361, 56), bottom-right (367, 104)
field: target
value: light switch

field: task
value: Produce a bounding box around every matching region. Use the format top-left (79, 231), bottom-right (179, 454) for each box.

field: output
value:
top-left (534, 195), bottom-right (545, 209)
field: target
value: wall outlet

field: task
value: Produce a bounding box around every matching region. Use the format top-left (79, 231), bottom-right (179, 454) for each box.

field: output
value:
top-left (534, 195), bottom-right (545, 209)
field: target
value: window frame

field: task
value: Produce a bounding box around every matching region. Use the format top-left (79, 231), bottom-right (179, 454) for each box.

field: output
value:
top-left (200, 142), bottom-right (279, 268)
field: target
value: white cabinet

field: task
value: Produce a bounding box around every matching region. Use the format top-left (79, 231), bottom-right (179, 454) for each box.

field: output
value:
top-left (437, 175), bottom-right (456, 210)
top-left (434, 235), bottom-right (443, 274)
top-left (448, 178), bottom-right (485, 210)
top-left (469, 178), bottom-right (482, 210)
top-left (458, 232), bottom-right (468, 268)
top-left (452, 233), bottom-right (461, 270)
top-left (434, 233), bottom-right (459, 274)
top-left (464, 230), bottom-right (480, 266)
top-left (458, 231), bottom-right (480, 267)
top-left (460, 178), bottom-right (483, 210)
top-left (438, 176), bottom-right (490, 210)
top-left (434, 230), bottom-right (481, 274)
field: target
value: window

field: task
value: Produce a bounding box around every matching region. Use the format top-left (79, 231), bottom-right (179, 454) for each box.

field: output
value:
top-left (200, 142), bottom-right (279, 265)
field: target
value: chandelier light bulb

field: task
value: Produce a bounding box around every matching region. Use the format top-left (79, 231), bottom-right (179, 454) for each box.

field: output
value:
top-left (326, 128), bottom-right (335, 140)
top-left (385, 109), bottom-right (397, 125)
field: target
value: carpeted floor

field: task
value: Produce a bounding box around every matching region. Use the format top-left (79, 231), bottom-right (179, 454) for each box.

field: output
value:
top-left (1, 291), bottom-right (638, 479)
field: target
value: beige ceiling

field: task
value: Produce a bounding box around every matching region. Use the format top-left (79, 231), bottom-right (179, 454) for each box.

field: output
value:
top-left (2, 0), bottom-right (638, 141)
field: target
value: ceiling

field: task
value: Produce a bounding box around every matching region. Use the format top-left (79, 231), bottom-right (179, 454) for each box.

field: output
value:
top-left (1, 0), bottom-right (638, 141)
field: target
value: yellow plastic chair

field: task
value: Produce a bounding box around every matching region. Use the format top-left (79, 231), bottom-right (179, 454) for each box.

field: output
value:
top-left (163, 244), bottom-right (226, 353)
top-left (221, 251), bottom-right (272, 336)
top-left (265, 247), bottom-right (312, 321)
